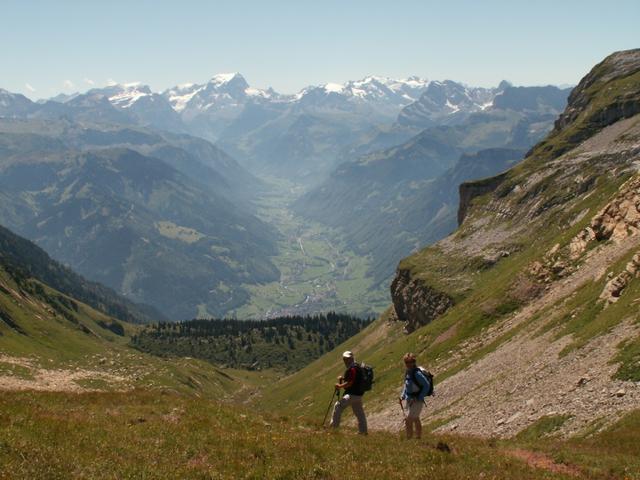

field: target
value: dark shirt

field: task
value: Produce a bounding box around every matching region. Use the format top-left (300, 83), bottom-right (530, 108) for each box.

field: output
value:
top-left (343, 364), bottom-right (362, 395)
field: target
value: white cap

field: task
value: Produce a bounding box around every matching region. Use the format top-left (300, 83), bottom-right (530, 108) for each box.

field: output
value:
top-left (342, 350), bottom-right (354, 358)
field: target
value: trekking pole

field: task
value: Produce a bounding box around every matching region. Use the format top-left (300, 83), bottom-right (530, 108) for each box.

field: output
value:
top-left (398, 397), bottom-right (407, 428)
top-left (398, 397), bottom-right (406, 418)
top-left (322, 388), bottom-right (339, 427)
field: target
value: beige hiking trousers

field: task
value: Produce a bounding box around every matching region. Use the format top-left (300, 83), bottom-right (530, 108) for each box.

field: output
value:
top-left (330, 393), bottom-right (368, 434)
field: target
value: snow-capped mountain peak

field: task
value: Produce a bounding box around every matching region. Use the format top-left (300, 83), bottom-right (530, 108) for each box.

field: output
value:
top-left (294, 76), bottom-right (430, 107)
top-left (164, 83), bottom-right (206, 112)
top-left (107, 83), bottom-right (153, 109)
top-left (209, 72), bottom-right (244, 86)
top-left (397, 80), bottom-right (511, 128)
top-left (324, 82), bottom-right (345, 94)
top-left (163, 73), bottom-right (277, 114)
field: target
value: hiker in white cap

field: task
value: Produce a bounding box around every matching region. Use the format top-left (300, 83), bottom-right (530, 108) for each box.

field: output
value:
top-left (330, 350), bottom-right (368, 434)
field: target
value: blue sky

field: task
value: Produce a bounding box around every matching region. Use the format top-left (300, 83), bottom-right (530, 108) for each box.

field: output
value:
top-left (2, 0), bottom-right (638, 98)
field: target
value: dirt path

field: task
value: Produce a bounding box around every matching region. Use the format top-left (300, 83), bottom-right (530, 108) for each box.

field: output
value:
top-left (0, 355), bottom-right (131, 392)
top-left (507, 449), bottom-right (583, 477)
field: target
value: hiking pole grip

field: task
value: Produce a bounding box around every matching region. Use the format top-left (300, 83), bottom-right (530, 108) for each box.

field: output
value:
top-left (322, 387), bottom-right (339, 427)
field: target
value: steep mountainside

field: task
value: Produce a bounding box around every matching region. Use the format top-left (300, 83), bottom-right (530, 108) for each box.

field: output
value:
top-left (0, 122), bottom-right (279, 319)
top-left (295, 86), bottom-right (569, 285)
top-left (9, 83), bottom-right (185, 133)
top-left (0, 228), bottom-right (254, 398)
top-left (95, 83), bottom-right (186, 133)
top-left (0, 223), bottom-right (159, 324)
top-left (0, 89), bottom-right (36, 117)
top-left (262, 49), bottom-right (640, 439)
top-left (163, 73), bottom-right (281, 141)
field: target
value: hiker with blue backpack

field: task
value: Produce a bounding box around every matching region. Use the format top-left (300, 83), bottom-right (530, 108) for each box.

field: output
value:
top-left (400, 352), bottom-right (433, 439)
top-left (329, 350), bottom-right (371, 434)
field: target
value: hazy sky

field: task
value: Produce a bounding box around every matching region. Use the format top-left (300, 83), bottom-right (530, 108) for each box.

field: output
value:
top-left (2, 0), bottom-right (639, 98)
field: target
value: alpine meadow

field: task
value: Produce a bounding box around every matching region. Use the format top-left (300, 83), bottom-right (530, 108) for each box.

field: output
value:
top-left (1, 2), bottom-right (640, 479)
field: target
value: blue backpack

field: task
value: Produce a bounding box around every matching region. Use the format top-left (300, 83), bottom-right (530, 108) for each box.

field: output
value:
top-left (411, 366), bottom-right (434, 397)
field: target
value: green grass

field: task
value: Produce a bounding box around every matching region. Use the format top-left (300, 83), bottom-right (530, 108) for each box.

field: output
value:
top-left (2, 389), bottom-right (640, 479)
top-left (0, 267), bottom-right (268, 398)
top-left (515, 415), bottom-right (573, 443)
top-left (613, 335), bottom-right (640, 381)
top-left (0, 389), bottom-right (601, 480)
top-left (530, 410), bottom-right (640, 479)
top-left (0, 362), bottom-right (34, 380)
top-left (73, 377), bottom-right (113, 390)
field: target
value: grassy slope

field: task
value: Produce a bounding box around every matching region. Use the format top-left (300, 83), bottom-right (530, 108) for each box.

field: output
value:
top-left (1, 390), bottom-right (638, 479)
top-left (0, 266), bottom-right (267, 397)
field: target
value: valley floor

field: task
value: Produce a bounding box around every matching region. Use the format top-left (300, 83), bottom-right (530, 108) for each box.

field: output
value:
top-left (231, 177), bottom-right (388, 319)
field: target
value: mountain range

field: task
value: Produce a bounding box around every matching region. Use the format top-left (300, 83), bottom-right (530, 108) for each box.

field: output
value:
top-left (0, 116), bottom-right (278, 319)
top-left (295, 83), bottom-right (571, 285)
top-left (0, 71), bottom-right (574, 318)
top-left (5, 74), bottom-right (568, 180)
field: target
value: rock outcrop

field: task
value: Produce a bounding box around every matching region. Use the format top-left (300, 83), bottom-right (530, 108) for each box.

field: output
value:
top-left (600, 252), bottom-right (640, 303)
top-left (457, 172), bottom-right (508, 225)
top-left (390, 268), bottom-right (454, 333)
top-left (553, 49), bottom-right (640, 136)
top-left (568, 174), bottom-right (640, 260)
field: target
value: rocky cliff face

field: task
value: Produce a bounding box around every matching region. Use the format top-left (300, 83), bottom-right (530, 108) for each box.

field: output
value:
top-left (390, 269), bottom-right (453, 333)
top-left (457, 172), bottom-right (508, 225)
top-left (553, 49), bottom-right (640, 136)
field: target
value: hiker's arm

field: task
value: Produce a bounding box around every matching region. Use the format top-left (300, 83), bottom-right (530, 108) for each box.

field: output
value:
top-left (336, 377), bottom-right (354, 389)
top-left (400, 376), bottom-right (408, 401)
top-left (335, 367), bottom-right (355, 389)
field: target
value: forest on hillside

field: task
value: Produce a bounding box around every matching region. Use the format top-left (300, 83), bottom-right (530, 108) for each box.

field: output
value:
top-left (131, 313), bottom-right (372, 371)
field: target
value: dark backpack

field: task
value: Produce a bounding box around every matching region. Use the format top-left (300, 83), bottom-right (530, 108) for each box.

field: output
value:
top-left (357, 363), bottom-right (374, 393)
top-left (411, 366), bottom-right (434, 397)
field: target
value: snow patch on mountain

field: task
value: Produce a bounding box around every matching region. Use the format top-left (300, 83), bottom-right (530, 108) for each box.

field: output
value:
top-left (108, 84), bottom-right (152, 109)
top-left (165, 84), bottom-right (206, 112)
top-left (210, 72), bottom-right (242, 86)
top-left (397, 80), bottom-right (507, 128)
top-left (324, 83), bottom-right (345, 94)
top-left (292, 75), bottom-right (430, 108)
